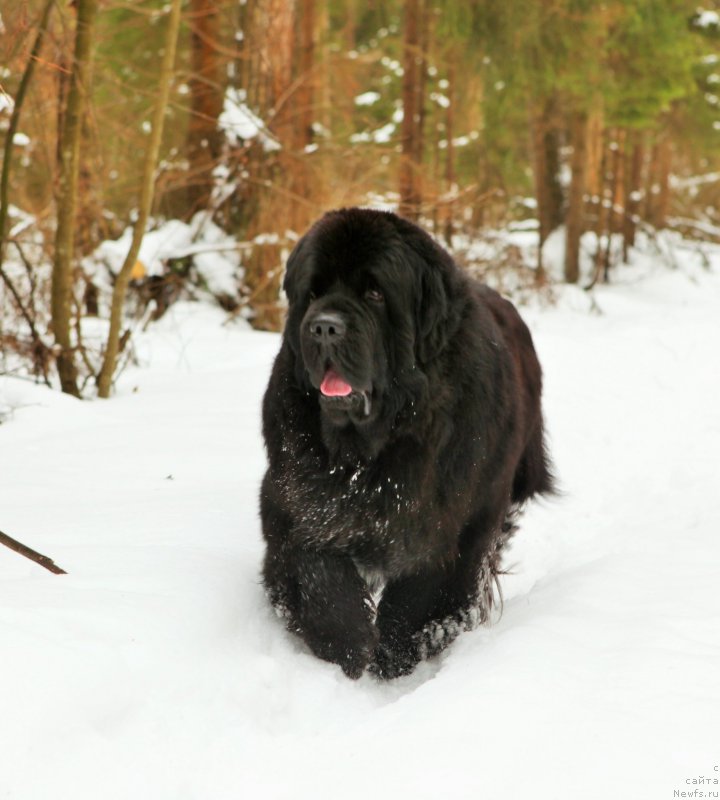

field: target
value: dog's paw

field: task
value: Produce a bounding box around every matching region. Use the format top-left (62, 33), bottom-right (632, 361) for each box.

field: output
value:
top-left (369, 640), bottom-right (421, 680)
top-left (304, 618), bottom-right (379, 680)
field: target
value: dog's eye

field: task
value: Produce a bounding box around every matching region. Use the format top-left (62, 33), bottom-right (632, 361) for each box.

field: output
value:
top-left (308, 291), bottom-right (317, 302)
top-left (365, 288), bottom-right (384, 303)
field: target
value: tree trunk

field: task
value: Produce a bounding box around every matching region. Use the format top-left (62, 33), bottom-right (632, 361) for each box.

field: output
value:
top-left (529, 95), bottom-right (563, 273)
top-left (282, 0), bottom-right (316, 229)
top-left (443, 54), bottom-right (455, 247)
top-left (585, 105), bottom-right (605, 201)
top-left (644, 139), bottom-right (659, 224)
top-left (564, 110), bottom-right (588, 284)
top-left (623, 130), bottom-right (644, 261)
top-left (585, 102), bottom-right (604, 254)
top-left (603, 128), bottom-right (625, 276)
top-left (51, 0), bottom-right (98, 397)
top-left (654, 137), bottom-right (672, 229)
top-left (611, 129), bottom-right (626, 228)
top-left (96, 0), bottom-right (183, 398)
top-left (544, 127), bottom-right (563, 230)
top-left (263, 0), bottom-right (296, 129)
top-left (398, 0), bottom-right (422, 220)
top-left (239, 0), bottom-right (299, 332)
top-left (185, 0), bottom-right (226, 214)
top-left (645, 135), bottom-right (672, 229)
top-left (415, 0), bottom-right (429, 173)
top-left (592, 127), bottom-right (610, 282)
top-left (343, 0), bottom-right (356, 51)
top-left (0, 0), bottom-right (54, 269)
top-left (531, 97), bottom-right (563, 243)
top-left (295, 0), bottom-right (316, 152)
top-left (237, 0), bottom-right (256, 107)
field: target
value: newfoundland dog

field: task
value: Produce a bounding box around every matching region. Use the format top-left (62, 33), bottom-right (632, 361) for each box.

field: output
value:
top-left (260, 208), bottom-right (554, 679)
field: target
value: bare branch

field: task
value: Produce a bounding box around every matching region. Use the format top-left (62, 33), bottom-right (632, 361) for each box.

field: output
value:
top-left (0, 529), bottom-right (67, 575)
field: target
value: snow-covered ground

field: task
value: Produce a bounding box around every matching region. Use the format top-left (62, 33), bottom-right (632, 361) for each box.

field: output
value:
top-left (1, 248), bottom-right (719, 799)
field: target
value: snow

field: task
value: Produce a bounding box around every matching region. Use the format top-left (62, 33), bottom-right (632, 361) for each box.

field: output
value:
top-left (439, 131), bottom-right (480, 150)
top-left (355, 91), bottom-right (381, 106)
top-left (351, 122), bottom-right (397, 144)
top-left (380, 56), bottom-right (404, 77)
top-left (2, 246), bottom-right (720, 798)
top-left (696, 9), bottom-right (720, 28)
top-left (430, 91), bottom-right (450, 109)
top-left (218, 88), bottom-right (280, 152)
top-left (90, 212), bottom-right (242, 298)
top-left (0, 89), bottom-right (13, 114)
top-left (11, 131), bottom-right (30, 146)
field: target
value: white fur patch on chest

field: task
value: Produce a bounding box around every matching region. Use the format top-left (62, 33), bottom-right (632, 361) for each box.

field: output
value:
top-left (353, 560), bottom-right (386, 611)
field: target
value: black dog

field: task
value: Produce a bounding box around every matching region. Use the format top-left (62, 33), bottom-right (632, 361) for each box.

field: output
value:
top-left (260, 208), bottom-right (554, 679)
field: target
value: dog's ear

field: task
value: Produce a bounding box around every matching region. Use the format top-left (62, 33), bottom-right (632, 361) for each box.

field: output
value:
top-left (415, 264), bottom-right (448, 364)
top-left (281, 232), bottom-right (316, 368)
top-left (282, 233), bottom-right (311, 304)
top-left (412, 243), bottom-right (459, 366)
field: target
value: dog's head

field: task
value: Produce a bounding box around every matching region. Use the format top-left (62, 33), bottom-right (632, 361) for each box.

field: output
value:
top-left (283, 209), bottom-right (461, 434)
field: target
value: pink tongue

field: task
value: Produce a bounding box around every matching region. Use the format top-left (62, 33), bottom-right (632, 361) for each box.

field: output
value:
top-left (320, 369), bottom-right (353, 397)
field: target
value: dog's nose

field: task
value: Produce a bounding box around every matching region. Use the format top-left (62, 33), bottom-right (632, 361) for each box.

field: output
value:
top-left (309, 312), bottom-right (346, 343)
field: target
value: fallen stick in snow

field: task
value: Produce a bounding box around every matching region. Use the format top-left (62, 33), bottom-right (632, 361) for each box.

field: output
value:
top-left (0, 530), bottom-right (67, 575)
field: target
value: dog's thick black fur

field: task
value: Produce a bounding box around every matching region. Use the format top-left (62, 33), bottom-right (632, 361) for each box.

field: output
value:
top-left (260, 208), bottom-right (554, 679)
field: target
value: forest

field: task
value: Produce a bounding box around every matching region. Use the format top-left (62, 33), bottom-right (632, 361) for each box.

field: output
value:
top-left (2, 3), bottom-right (720, 793)
top-left (1, 0), bottom-right (720, 397)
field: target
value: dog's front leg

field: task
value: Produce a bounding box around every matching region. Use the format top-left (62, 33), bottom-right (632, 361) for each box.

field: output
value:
top-left (264, 543), bottom-right (378, 678)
